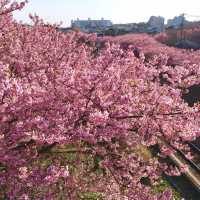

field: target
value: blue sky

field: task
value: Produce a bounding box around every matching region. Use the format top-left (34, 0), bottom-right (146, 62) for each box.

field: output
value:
top-left (13, 0), bottom-right (200, 27)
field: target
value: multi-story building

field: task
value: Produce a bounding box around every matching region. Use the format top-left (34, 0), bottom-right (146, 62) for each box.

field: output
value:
top-left (71, 18), bottom-right (113, 33)
top-left (147, 16), bottom-right (165, 33)
top-left (167, 15), bottom-right (187, 29)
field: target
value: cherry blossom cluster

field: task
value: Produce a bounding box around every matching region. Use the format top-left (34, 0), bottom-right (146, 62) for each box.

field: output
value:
top-left (102, 33), bottom-right (200, 66)
top-left (0, 1), bottom-right (200, 199)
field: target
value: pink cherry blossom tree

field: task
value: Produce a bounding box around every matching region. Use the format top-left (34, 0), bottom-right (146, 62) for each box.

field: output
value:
top-left (0, 1), bottom-right (199, 199)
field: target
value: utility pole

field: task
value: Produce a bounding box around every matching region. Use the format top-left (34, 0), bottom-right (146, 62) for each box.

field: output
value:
top-left (180, 13), bottom-right (185, 42)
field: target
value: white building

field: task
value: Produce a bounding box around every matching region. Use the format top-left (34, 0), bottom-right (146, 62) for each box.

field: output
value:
top-left (147, 16), bottom-right (165, 33)
top-left (71, 18), bottom-right (113, 32)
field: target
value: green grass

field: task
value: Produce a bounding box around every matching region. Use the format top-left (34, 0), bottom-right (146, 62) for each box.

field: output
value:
top-left (78, 192), bottom-right (103, 200)
top-left (29, 143), bottom-right (182, 200)
top-left (153, 178), bottom-right (182, 200)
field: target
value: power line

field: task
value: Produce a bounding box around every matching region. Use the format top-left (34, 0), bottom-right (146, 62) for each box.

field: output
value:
top-left (185, 13), bottom-right (200, 20)
top-left (185, 14), bottom-right (200, 18)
